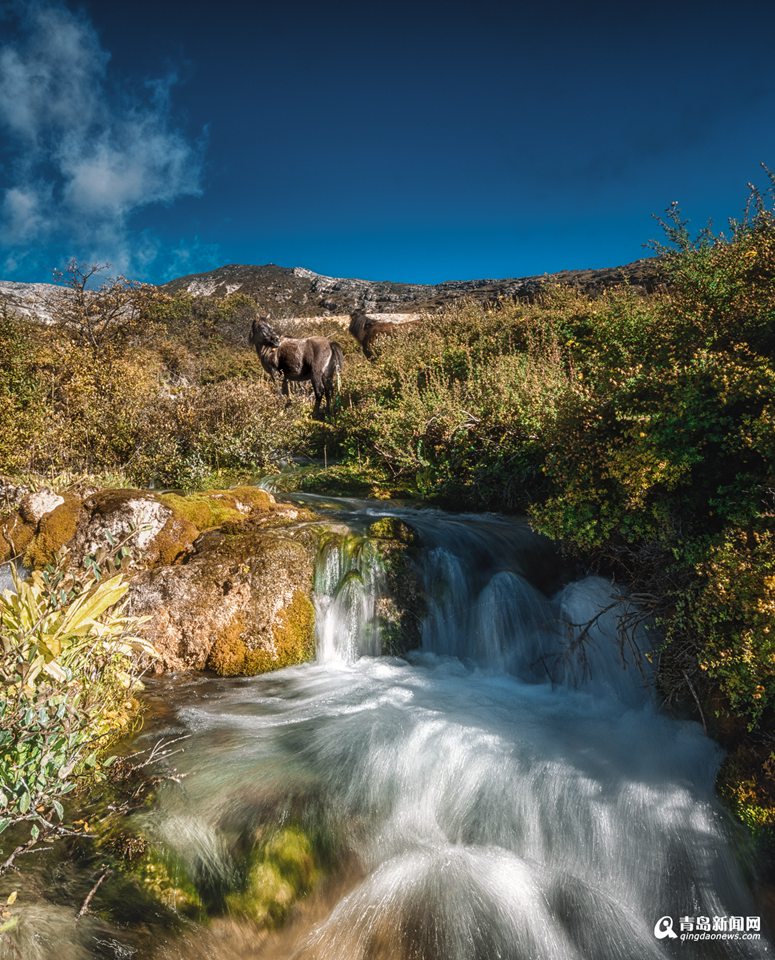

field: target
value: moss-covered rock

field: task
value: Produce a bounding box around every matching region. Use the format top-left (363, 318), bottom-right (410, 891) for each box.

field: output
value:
top-left (22, 493), bottom-right (83, 567)
top-left (208, 590), bottom-right (315, 676)
top-left (368, 516), bottom-right (416, 545)
top-left (76, 488), bottom-right (200, 570)
top-left (0, 488), bottom-right (83, 566)
top-left (225, 826), bottom-right (319, 927)
top-left (130, 845), bottom-right (205, 917)
top-left (160, 487), bottom-right (274, 531)
top-left (1, 480), bottom-right (322, 676)
top-left (0, 511), bottom-right (35, 563)
top-left (130, 519), bottom-right (319, 674)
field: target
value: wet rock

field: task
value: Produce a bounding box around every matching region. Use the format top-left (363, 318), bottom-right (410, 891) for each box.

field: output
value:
top-left (369, 526), bottom-right (424, 655)
top-left (225, 826), bottom-right (320, 927)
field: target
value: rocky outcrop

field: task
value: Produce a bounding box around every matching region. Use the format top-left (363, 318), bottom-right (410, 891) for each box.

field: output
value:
top-left (129, 522), bottom-right (318, 674)
top-left (161, 258), bottom-right (664, 318)
top-left (0, 280), bottom-right (73, 324)
top-left (0, 483), bottom-right (321, 677)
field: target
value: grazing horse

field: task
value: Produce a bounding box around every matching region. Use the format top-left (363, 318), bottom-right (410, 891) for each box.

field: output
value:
top-left (348, 309), bottom-right (420, 360)
top-left (249, 318), bottom-right (344, 418)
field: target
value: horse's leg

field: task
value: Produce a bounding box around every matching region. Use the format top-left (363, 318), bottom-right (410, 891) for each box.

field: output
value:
top-left (323, 370), bottom-right (335, 416)
top-left (311, 373), bottom-right (325, 419)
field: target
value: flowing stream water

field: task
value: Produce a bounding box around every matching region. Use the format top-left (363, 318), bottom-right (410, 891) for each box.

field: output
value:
top-left (4, 496), bottom-right (770, 959)
top-left (141, 496), bottom-right (768, 960)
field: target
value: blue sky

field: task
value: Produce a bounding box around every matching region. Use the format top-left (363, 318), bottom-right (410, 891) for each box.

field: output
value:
top-left (0, 0), bottom-right (773, 284)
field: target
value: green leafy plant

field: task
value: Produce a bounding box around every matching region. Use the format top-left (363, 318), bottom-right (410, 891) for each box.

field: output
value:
top-left (0, 560), bottom-right (155, 868)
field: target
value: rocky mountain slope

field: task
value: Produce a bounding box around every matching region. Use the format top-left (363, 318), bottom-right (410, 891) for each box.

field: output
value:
top-left (163, 258), bottom-right (663, 316)
top-left (0, 280), bottom-right (73, 324)
top-left (0, 258), bottom-right (663, 325)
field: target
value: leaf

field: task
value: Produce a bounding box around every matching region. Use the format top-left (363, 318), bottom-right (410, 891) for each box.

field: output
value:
top-left (55, 575), bottom-right (128, 639)
top-left (42, 660), bottom-right (68, 682)
top-left (6, 891), bottom-right (17, 905)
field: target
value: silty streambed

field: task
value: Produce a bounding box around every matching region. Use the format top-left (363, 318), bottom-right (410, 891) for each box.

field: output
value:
top-left (4, 497), bottom-right (770, 959)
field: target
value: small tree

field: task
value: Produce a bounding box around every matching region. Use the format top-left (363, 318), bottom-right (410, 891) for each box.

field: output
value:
top-left (52, 259), bottom-right (155, 351)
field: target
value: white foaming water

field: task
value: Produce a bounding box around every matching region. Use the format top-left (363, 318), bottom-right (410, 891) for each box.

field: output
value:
top-left (314, 534), bottom-right (386, 662)
top-left (145, 504), bottom-right (769, 960)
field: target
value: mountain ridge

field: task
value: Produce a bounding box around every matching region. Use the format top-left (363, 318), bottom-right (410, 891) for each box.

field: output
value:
top-left (0, 258), bottom-right (664, 324)
top-left (162, 258), bottom-right (663, 316)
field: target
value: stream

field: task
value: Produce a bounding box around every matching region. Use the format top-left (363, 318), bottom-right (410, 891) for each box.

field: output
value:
top-left (3, 495), bottom-right (770, 959)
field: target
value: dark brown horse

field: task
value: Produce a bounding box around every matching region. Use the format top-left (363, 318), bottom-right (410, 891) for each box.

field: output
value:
top-left (249, 318), bottom-right (344, 418)
top-left (348, 309), bottom-right (420, 360)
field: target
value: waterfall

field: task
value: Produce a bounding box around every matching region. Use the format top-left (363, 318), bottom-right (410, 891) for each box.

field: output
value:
top-left (125, 501), bottom-right (767, 960)
top-left (313, 532), bottom-right (387, 662)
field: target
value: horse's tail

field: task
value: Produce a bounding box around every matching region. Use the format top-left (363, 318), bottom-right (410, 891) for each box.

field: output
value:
top-left (330, 341), bottom-right (344, 379)
top-left (326, 340), bottom-right (343, 397)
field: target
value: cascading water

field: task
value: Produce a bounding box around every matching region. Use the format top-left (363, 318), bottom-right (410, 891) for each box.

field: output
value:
top-left (313, 532), bottom-right (387, 663)
top-left (123, 500), bottom-right (769, 959)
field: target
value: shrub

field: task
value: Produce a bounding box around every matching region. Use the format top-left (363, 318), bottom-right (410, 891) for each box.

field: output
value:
top-left (0, 560), bottom-right (154, 864)
top-left (0, 292), bottom-right (313, 488)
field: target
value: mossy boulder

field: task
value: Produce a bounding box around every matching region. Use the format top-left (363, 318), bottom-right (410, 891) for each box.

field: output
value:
top-left (23, 493), bottom-right (83, 567)
top-left (225, 826), bottom-right (319, 928)
top-left (130, 845), bottom-right (205, 918)
top-left (160, 487), bottom-right (275, 531)
top-left (129, 520), bottom-right (319, 674)
top-left (75, 488), bottom-right (200, 570)
top-left (1, 485), bottom-right (288, 574)
top-left (0, 511), bottom-right (35, 564)
top-left (1, 481), bottom-right (319, 676)
top-left (208, 590), bottom-right (315, 676)
top-left (0, 488), bottom-right (83, 567)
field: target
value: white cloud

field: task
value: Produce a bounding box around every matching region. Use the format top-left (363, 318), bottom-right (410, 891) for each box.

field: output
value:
top-left (0, 2), bottom-right (204, 276)
top-left (2, 184), bottom-right (50, 242)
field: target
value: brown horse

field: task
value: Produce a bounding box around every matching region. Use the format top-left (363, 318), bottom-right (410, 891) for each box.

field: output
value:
top-left (348, 309), bottom-right (420, 359)
top-left (249, 318), bottom-right (344, 418)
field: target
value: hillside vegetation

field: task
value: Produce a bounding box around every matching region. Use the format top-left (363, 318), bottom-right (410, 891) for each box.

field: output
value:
top-left (1, 184), bottom-right (773, 841)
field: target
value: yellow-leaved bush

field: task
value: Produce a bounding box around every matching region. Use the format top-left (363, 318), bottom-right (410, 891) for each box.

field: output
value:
top-left (0, 561), bottom-right (156, 859)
